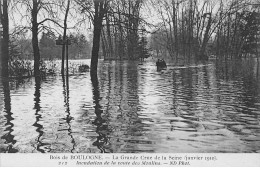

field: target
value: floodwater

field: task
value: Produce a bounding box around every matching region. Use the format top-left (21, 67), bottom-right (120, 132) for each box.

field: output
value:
top-left (0, 59), bottom-right (260, 153)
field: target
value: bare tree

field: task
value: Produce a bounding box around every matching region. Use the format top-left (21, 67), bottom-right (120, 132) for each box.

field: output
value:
top-left (61, 0), bottom-right (71, 75)
top-left (0, 0), bottom-right (9, 76)
top-left (12, 0), bottom-right (68, 76)
top-left (91, 0), bottom-right (108, 79)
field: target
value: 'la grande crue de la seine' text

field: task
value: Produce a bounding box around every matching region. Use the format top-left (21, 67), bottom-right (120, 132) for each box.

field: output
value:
top-left (50, 154), bottom-right (217, 166)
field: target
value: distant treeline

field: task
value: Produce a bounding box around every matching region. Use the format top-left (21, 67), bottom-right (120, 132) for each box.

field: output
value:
top-left (9, 32), bottom-right (91, 60)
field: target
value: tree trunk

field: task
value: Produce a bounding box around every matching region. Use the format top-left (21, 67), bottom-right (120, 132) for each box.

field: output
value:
top-left (173, 1), bottom-right (178, 56)
top-left (101, 29), bottom-right (107, 59)
top-left (32, 0), bottom-right (41, 77)
top-left (91, 1), bottom-right (105, 80)
top-left (226, 13), bottom-right (230, 57)
top-left (61, 0), bottom-right (70, 75)
top-left (117, 4), bottom-right (124, 59)
top-left (1, 0), bottom-right (9, 77)
top-left (105, 12), bottom-right (113, 58)
top-left (199, 13), bottom-right (212, 60)
top-left (66, 43), bottom-right (69, 75)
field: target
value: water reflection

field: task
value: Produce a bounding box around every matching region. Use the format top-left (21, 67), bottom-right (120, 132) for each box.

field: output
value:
top-left (0, 79), bottom-right (17, 153)
top-left (32, 77), bottom-right (47, 152)
top-left (0, 59), bottom-right (259, 153)
top-left (91, 74), bottom-right (110, 153)
top-left (62, 75), bottom-right (75, 153)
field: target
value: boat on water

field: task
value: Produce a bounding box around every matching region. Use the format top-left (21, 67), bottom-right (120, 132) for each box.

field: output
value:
top-left (156, 59), bottom-right (167, 70)
top-left (208, 55), bottom-right (217, 60)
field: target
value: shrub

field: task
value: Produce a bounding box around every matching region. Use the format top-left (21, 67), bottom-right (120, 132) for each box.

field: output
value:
top-left (9, 59), bottom-right (33, 78)
top-left (78, 64), bottom-right (90, 72)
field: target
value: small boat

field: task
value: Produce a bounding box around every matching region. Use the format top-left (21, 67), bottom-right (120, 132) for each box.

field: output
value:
top-left (78, 64), bottom-right (90, 72)
top-left (208, 55), bottom-right (217, 60)
top-left (156, 59), bottom-right (167, 70)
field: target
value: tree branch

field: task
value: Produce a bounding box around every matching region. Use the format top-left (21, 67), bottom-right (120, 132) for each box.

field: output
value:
top-left (38, 18), bottom-right (73, 29)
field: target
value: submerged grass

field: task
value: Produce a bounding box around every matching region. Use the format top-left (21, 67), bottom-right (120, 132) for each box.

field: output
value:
top-left (8, 59), bottom-right (90, 79)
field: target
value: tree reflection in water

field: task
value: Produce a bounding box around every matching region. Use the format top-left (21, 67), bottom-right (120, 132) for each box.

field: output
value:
top-left (0, 59), bottom-right (259, 153)
top-left (32, 76), bottom-right (58, 153)
top-left (1, 78), bottom-right (18, 153)
top-left (62, 75), bottom-right (76, 153)
top-left (91, 75), bottom-right (110, 153)
top-left (32, 76), bottom-right (46, 152)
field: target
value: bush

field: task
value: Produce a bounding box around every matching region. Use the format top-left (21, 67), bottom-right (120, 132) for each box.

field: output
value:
top-left (8, 58), bottom-right (89, 78)
top-left (78, 64), bottom-right (90, 72)
top-left (9, 59), bottom-right (33, 78)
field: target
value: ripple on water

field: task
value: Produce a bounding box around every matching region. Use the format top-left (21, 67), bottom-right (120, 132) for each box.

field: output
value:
top-left (0, 60), bottom-right (260, 153)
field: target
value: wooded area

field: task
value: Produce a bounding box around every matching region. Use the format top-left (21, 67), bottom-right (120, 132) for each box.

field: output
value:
top-left (150, 0), bottom-right (260, 61)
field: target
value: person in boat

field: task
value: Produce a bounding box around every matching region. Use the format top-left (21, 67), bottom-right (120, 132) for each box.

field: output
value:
top-left (156, 59), bottom-right (167, 68)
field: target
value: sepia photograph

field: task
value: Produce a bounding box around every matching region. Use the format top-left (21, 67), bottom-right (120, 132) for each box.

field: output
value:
top-left (0, 0), bottom-right (260, 167)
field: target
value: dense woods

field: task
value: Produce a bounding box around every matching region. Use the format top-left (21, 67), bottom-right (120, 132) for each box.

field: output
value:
top-left (150, 0), bottom-right (260, 61)
top-left (0, 0), bottom-right (260, 77)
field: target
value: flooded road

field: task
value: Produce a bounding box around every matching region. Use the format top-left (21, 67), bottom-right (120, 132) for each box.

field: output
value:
top-left (0, 59), bottom-right (260, 153)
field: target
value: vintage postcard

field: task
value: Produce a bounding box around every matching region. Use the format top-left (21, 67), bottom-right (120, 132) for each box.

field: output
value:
top-left (0, 0), bottom-right (260, 167)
